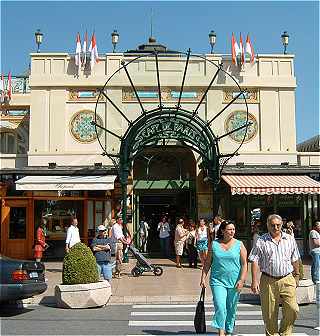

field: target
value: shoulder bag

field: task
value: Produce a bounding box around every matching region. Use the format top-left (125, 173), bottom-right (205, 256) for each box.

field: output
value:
top-left (194, 286), bottom-right (206, 334)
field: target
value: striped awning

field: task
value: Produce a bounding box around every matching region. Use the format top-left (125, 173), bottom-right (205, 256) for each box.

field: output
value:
top-left (222, 175), bottom-right (320, 195)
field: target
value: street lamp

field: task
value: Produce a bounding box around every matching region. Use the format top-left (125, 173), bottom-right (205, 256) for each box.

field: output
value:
top-left (281, 31), bottom-right (289, 55)
top-left (208, 30), bottom-right (216, 54)
top-left (111, 30), bottom-right (119, 53)
top-left (35, 29), bottom-right (43, 53)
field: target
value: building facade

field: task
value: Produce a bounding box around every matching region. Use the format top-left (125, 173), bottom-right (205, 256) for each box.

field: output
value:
top-left (1, 38), bottom-right (319, 259)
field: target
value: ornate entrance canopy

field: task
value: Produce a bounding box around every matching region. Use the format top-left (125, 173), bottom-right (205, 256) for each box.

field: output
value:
top-left (94, 50), bottom-right (250, 222)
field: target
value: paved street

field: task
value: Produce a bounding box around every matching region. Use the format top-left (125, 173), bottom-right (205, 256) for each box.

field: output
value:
top-left (1, 302), bottom-right (318, 335)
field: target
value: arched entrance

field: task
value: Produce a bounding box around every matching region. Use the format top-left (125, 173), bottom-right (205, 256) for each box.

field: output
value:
top-left (94, 49), bottom-right (250, 241)
top-left (133, 147), bottom-right (196, 253)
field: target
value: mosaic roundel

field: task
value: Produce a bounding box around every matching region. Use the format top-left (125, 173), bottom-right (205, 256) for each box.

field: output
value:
top-left (225, 111), bottom-right (258, 143)
top-left (70, 110), bottom-right (103, 143)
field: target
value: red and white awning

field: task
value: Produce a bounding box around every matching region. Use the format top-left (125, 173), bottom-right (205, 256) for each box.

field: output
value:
top-left (222, 175), bottom-right (320, 195)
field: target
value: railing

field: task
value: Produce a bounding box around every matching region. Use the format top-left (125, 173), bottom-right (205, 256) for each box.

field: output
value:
top-left (1, 76), bottom-right (30, 94)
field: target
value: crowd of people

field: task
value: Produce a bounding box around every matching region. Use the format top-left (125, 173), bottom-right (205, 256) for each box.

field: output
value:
top-left (33, 212), bottom-right (320, 336)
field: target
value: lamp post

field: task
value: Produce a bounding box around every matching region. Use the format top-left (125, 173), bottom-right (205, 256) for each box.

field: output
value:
top-left (35, 29), bottom-right (43, 53)
top-left (281, 31), bottom-right (289, 55)
top-left (209, 30), bottom-right (216, 54)
top-left (111, 30), bottom-right (119, 53)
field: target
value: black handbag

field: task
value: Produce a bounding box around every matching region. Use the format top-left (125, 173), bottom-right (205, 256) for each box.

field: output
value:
top-left (194, 286), bottom-right (206, 334)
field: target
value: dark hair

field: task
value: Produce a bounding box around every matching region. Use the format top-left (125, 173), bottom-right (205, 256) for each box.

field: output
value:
top-left (216, 220), bottom-right (235, 240)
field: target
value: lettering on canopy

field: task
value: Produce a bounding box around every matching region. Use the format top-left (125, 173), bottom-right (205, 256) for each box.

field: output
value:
top-left (132, 117), bottom-right (209, 153)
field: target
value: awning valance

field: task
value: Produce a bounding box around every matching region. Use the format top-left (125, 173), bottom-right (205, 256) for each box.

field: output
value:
top-left (222, 175), bottom-right (320, 195)
top-left (16, 175), bottom-right (117, 191)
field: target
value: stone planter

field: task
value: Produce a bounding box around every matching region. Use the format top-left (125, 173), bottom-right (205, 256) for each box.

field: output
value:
top-left (296, 279), bottom-right (315, 305)
top-left (55, 280), bottom-right (111, 308)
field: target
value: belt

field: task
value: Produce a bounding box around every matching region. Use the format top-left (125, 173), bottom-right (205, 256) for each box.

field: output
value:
top-left (261, 272), bottom-right (290, 280)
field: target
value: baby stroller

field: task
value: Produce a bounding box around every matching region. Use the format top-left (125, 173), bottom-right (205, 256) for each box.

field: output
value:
top-left (129, 245), bottom-right (163, 277)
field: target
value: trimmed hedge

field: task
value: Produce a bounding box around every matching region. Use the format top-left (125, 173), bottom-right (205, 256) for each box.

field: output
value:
top-left (62, 242), bottom-right (99, 285)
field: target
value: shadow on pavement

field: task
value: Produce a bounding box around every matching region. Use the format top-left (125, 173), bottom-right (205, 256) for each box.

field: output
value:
top-left (0, 306), bottom-right (34, 317)
top-left (142, 331), bottom-right (195, 335)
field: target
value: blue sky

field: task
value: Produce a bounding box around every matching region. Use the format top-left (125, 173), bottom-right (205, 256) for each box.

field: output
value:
top-left (1, 1), bottom-right (319, 142)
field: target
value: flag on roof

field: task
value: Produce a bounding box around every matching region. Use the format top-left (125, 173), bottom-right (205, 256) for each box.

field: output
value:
top-left (82, 31), bottom-right (88, 67)
top-left (7, 72), bottom-right (12, 100)
top-left (245, 34), bottom-right (255, 63)
top-left (0, 74), bottom-right (4, 103)
top-left (75, 33), bottom-right (82, 76)
top-left (232, 33), bottom-right (241, 66)
top-left (89, 32), bottom-right (99, 70)
top-left (239, 33), bottom-right (245, 66)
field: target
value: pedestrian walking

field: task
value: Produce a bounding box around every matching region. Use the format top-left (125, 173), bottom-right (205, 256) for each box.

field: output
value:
top-left (174, 218), bottom-right (189, 268)
top-left (251, 223), bottom-right (260, 248)
top-left (212, 215), bottom-right (223, 240)
top-left (138, 215), bottom-right (150, 253)
top-left (196, 218), bottom-right (209, 268)
top-left (91, 225), bottom-right (114, 283)
top-left (309, 221), bottom-right (320, 284)
top-left (249, 214), bottom-right (300, 336)
top-left (111, 217), bottom-right (128, 279)
top-left (186, 220), bottom-right (198, 268)
top-left (200, 220), bottom-right (247, 336)
top-left (34, 218), bottom-right (49, 262)
top-left (157, 216), bottom-right (171, 258)
top-left (65, 217), bottom-right (81, 253)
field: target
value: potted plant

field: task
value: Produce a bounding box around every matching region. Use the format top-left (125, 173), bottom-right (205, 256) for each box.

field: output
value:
top-left (55, 242), bottom-right (111, 308)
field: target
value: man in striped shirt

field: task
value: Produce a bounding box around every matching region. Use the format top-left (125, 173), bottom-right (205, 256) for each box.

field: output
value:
top-left (248, 214), bottom-right (300, 336)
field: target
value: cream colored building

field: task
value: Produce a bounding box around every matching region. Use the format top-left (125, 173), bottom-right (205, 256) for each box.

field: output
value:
top-left (1, 38), bottom-right (319, 259)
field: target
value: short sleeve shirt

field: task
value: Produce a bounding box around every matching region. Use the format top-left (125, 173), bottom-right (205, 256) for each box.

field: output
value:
top-left (248, 232), bottom-right (300, 277)
top-left (91, 237), bottom-right (113, 262)
top-left (309, 229), bottom-right (320, 253)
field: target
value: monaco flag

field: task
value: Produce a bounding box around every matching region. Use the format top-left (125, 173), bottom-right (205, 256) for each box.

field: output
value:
top-left (75, 33), bottom-right (82, 74)
top-left (82, 31), bottom-right (88, 66)
top-left (7, 71), bottom-right (12, 99)
top-left (239, 33), bottom-right (245, 66)
top-left (231, 33), bottom-right (241, 65)
top-left (245, 34), bottom-right (255, 63)
top-left (89, 32), bottom-right (99, 70)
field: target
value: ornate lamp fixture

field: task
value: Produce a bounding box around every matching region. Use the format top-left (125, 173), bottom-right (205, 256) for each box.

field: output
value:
top-left (281, 31), bottom-right (289, 54)
top-left (111, 30), bottom-right (119, 53)
top-left (35, 29), bottom-right (43, 53)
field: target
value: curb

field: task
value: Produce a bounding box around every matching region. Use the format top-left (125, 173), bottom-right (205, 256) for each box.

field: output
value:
top-left (2, 292), bottom-right (261, 308)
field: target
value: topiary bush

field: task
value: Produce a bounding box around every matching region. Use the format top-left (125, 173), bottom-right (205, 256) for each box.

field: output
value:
top-left (62, 242), bottom-right (99, 285)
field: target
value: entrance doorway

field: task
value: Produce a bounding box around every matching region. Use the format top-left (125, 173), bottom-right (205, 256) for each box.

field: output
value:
top-left (133, 147), bottom-right (196, 255)
top-left (138, 190), bottom-right (194, 255)
top-left (1, 199), bottom-right (33, 259)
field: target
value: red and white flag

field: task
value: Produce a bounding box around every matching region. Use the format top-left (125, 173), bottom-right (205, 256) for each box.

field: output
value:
top-left (88, 32), bottom-right (99, 70)
top-left (245, 34), bottom-right (255, 63)
top-left (7, 71), bottom-right (12, 99)
top-left (0, 73), bottom-right (4, 103)
top-left (239, 33), bottom-right (245, 66)
top-left (75, 32), bottom-right (82, 74)
top-left (82, 31), bottom-right (88, 66)
top-left (232, 33), bottom-right (241, 66)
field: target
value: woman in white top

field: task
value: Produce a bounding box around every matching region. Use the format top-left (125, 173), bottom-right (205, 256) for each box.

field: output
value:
top-left (157, 216), bottom-right (171, 257)
top-left (309, 221), bottom-right (320, 283)
top-left (196, 218), bottom-right (209, 268)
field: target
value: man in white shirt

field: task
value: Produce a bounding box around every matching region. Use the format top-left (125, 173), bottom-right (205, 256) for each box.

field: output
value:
top-left (65, 218), bottom-right (81, 253)
top-left (111, 217), bottom-right (128, 278)
top-left (249, 214), bottom-right (300, 336)
top-left (309, 221), bottom-right (320, 284)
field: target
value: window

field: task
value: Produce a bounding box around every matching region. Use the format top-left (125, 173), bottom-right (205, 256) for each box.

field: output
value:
top-left (0, 131), bottom-right (16, 153)
top-left (9, 207), bottom-right (27, 239)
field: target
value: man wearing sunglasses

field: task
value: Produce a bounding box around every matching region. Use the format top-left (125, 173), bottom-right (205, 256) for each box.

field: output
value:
top-left (249, 214), bottom-right (300, 336)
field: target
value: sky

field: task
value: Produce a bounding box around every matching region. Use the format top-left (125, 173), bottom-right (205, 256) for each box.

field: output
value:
top-left (1, 0), bottom-right (319, 143)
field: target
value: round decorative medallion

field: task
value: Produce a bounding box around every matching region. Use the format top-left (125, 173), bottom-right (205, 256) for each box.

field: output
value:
top-left (70, 110), bottom-right (103, 143)
top-left (225, 111), bottom-right (258, 143)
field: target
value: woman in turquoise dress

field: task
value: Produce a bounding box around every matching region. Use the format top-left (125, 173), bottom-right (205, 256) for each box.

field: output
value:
top-left (200, 221), bottom-right (247, 336)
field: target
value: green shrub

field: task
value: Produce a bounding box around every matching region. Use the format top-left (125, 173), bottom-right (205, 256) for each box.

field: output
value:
top-left (62, 242), bottom-right (99, 285)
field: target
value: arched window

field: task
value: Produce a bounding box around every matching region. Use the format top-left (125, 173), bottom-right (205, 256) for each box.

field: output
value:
top-left (0, 131), bottom-right (16, 153)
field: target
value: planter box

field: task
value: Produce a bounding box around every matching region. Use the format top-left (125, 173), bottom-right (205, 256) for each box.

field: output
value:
top-left (55, 280), bottom-right (111, 308)
top-left (296, 279), bottom-right (315, 305)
